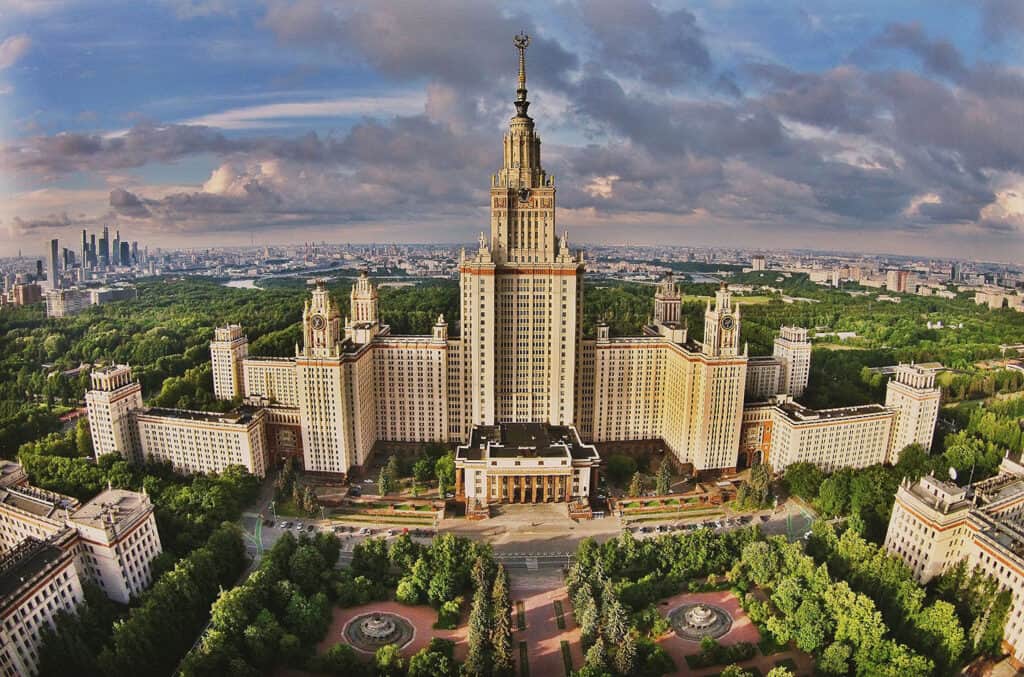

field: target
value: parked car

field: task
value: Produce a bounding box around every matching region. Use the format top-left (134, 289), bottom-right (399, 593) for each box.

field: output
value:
top-left (386, 529), bottom-right (395, 536)
top-left (278, 522), bottom-right (288, 529)
top-left (262, 519), bottom-right (274, 527)
top-left (347, 487), bottom-right (362, 497)
top-left (295, 522), bottom-right (304, 530)
top-left (358, 527), bottom-right (371, 535)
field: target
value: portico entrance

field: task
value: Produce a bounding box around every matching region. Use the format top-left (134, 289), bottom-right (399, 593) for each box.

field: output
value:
top-left (488, 473), bottom-right (573, 503)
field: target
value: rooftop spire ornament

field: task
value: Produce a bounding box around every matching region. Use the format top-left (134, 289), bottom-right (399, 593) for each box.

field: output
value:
top-left (513, 31), bottom-right (531, 117)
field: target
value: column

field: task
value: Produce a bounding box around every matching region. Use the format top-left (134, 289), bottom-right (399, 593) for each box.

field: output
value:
top-left (456, 468), bottom-right (463, 498)
top-left (507, 474), bottom-right (514, 503)
top-left (543, 475), bottom-right (549, 502)
top-left (484, 475), bottom-right (490, 503)
top-left (565, 473), bottom-right (572, 502)
top-left (531, 475), bottom-right (538, 503)
top-left (555, 476), bottom-right (562, 503)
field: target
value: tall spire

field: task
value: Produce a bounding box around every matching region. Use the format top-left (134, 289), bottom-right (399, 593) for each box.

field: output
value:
top-left (513, 31), bottom-right (531, 118)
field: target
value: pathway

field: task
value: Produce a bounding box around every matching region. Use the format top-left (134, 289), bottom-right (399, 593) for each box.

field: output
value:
top-left (510, 572), bottom-right (583, 677)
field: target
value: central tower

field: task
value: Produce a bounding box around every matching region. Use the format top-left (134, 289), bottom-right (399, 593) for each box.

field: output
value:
top-left (459, 32), bottom-right (584, 429)
top-left (490, 32), bottom-right (557, 264)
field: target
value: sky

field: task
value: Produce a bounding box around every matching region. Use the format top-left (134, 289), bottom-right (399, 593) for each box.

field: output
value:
top-left (2, 0), bottom-right (1024, 261)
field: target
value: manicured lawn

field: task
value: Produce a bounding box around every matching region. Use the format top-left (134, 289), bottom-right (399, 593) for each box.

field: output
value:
top-left (271, 499), bottom-right (308, 518)
top-left (553, 600), bottom-right (566, 630)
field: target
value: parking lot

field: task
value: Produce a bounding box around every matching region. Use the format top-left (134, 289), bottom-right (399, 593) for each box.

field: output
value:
top-left (623, 512), bottom-right (765, 537)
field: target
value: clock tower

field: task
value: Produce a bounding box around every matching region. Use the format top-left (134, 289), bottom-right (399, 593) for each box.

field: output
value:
top-left (301, 280), bottom-right (341, 357)
top-left (702, 283), bottom-right (742, 357)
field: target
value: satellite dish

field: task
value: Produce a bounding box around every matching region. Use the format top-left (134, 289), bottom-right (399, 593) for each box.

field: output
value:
top-left (948, 467), bottom-right (958, 481)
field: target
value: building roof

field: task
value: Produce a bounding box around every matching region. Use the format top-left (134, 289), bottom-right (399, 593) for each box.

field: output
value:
top-left (0, 461), bottom-right (26, 488)
top-left (70, 489), bottom-right (151, 531)
top-left (140, 405), bottom-right (261, 425)
top-left (775, 399), bottom-right (890, 423)
top-left (457, 423), bottom-right (600, 462)
top-left (0, 538), bottom-right (70, 607)
top-left (0, 485), bottom-right (78, 520)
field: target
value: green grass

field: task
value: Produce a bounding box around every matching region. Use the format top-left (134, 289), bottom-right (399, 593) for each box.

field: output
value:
top-left (553, 600), bottom-right (566, 630)
top-left (519, 641), bottom-right (530, 677)
top-left (515, 601), bottom-right (526, 631)
top-left (272, 499), bottom-right (310, 518)
top-left (559, 641), bottom-right (573, 676)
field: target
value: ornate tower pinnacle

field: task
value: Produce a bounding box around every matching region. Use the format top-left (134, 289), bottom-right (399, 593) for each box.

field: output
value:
top-left (513, 31), bottom-right (531, 118)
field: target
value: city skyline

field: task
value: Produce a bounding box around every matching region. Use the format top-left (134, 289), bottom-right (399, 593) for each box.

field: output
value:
top-left (4, 1), bottom-right (1024, 261)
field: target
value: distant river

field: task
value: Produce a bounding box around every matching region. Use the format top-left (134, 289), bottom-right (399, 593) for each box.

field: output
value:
top-left (223, 279), bottom-right (260, 289)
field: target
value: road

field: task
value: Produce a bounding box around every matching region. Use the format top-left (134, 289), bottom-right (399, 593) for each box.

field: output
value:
top-left (238, 487), bottom-right (818, 567)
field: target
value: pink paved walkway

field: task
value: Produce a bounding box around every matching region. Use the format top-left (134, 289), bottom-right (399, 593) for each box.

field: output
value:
top-left (512, 583), bottom-right (583, 677)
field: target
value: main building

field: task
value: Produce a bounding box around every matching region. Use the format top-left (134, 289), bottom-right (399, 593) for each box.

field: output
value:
top-left (85, 35), bottom-right (941, 508)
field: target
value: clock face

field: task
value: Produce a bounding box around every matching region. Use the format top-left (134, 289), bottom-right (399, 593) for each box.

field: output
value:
top-left (311, 314), bottom-right (326, 331)
top-left (721, 315), bottom-right (735, 331)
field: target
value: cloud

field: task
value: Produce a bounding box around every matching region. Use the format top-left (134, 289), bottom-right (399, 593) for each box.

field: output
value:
top-left (181, 92), bottom-right (427, 130)
top-left (263, 0), bottom-right (577, 90)
top-left (164, 0), bottom-right (239, 19)
top-left (0, 34), bottom-right (31, 70)
top-left (573, 0), bottom-right (711, 87)
top-left (979, 0), bottom-right (1024, 41)
top-left (872, 23), bottom-right (966, 80)
top-left (109, 187), bottom-right (152, 218)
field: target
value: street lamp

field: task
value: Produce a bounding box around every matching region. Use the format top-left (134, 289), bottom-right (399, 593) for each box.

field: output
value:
top-left (271, 500), bottom-right (277, 520)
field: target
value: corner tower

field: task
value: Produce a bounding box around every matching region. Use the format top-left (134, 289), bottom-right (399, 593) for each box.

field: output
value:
top-left (459, 32), bottom-right (584, 429)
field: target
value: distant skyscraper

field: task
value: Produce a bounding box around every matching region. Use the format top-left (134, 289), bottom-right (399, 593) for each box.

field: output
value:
top-left (81, 230), bottom-right (88, 271)
top-left (112, 230), bottom-right (120, 266)
top-left (99, 226), bottom-right (109, 267)
top-left (120, 241), bottom-right (130, 266)
top-left (35, 259), bottom-right (43, 280)
top-left (89, 234), bottom-right (97, 268)
top-left (131, 241), bottom-right (138, 264)
top-left (47, 239), bottom-right (61, 289)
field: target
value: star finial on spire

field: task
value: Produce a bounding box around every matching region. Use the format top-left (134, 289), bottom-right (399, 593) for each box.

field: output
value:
top-left (513, 31), bottom-right (531, 117)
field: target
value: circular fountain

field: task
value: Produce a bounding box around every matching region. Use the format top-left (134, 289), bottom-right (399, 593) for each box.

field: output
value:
top-left (343, 612), bottom-right (415, 652)
top-left (668, 602), bottom-right (733, 640)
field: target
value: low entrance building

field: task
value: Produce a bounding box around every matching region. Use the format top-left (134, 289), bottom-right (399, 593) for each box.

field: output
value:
top-left (455, 424), bottom-right (600, 512)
